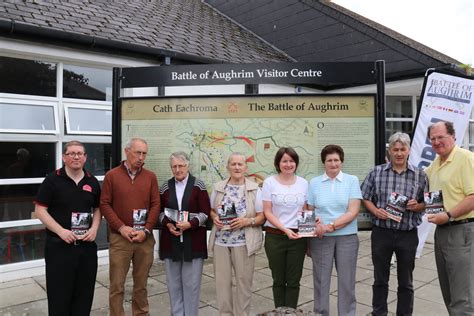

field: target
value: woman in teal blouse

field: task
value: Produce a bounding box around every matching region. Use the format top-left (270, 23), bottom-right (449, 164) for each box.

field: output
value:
top-left (308, 144), bottom-right (362, 316)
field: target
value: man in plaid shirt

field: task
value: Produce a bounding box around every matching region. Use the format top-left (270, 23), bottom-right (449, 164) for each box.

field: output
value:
top-left (361, 132), bottom-right (428, 316)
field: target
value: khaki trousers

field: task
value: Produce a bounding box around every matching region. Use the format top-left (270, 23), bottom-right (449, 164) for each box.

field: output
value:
top-left (213, 244), bottom-right (255, 316)
top-left (108, 232), bottom-right (155, 316)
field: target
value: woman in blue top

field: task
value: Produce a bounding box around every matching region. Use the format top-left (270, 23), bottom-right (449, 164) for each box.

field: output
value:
top-left (308, 144), bottom-right (362, 316)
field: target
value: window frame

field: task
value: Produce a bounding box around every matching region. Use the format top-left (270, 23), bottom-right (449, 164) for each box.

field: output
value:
top-left (64, 101), bottom-right (112, 135)
top-left (62, 63), bottom-right (113, 102)
top-left (463, 109), bottom-right (474, 150)
top-left (0, 96), bottom-right (60, 134)
top-left (384, 95), bottom-right (417, 143)
top-left (0, 58), bottom-right (112, 223)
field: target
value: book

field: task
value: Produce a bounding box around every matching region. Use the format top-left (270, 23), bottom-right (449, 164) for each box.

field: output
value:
top-left (385, 192), bottom-right (408, 222)
top-left (71, 211), bottom-right (92, 236)
top-left (424, 190), bottom-right (444, 215)
top-left (133, 208), bottom-right (148, 231)
top-left (164, 208), bottom-right (189, 223)
top-left (297, 210), bottom-right (317, 237)
top-left (164, 207), bottom-right (189, 242)
top-left (219, 202), bottom-right (238, 230)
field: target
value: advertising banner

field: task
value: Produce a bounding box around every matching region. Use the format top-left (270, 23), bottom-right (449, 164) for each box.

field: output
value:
top-left (409, 71), bottom-right (474, 169)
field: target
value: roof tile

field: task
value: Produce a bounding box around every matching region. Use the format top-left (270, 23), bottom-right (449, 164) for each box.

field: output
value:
top-left (205, 0), bottom-right (459, 77)
top-left (0, 0), bottom-right (292, 63)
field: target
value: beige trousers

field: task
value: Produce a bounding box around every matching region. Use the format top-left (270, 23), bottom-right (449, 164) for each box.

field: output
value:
top-left (108, 231), bottom-right (155, 316)
top-left (213, 244), bottom-right (256, 316)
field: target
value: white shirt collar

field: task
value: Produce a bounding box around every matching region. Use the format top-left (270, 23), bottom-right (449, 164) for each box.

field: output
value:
top-left (175, 174), bottom-right (189, 186)
top-left (175, 174), bottom-right (189, 210)
top-left (322, 171), bottom-right (343, 182)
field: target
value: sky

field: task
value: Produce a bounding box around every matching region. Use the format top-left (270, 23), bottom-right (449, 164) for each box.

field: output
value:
top-left (332, 0), bottom-right (474, 66)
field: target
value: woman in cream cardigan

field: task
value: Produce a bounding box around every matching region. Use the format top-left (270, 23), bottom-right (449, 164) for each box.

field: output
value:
top-left (208, 152), bottom-right (265, 316)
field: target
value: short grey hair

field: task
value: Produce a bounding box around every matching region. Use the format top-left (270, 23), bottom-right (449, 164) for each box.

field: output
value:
top-left (125, 138), bottom-right (147, 149)
top-left (16, 148), bottom-right (30, 158)
top-left (388, 132), bottom-right (411, 149)
top-left (227, 152), bottom-right (246, 166)
top-left (169, 151), bottom-right (189, 166)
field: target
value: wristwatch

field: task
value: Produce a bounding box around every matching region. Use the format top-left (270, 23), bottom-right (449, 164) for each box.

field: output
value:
top-left (250, 217), bottom-right (256, 226)
top-left (144, 228), bottom-right (151, 236)
top-left (329, 222), bottom-right (336, 231)
top-left (446, 212), bottom-right (453, 221)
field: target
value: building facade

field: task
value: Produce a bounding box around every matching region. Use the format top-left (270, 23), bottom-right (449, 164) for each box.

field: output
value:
top-left (0, 0), bottom-right (472, 279)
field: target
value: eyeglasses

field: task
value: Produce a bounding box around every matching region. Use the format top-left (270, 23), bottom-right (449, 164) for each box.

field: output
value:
top-left (171, 164), bottom-right (188, 170)
top-left (64, 152), bottom-right (85, 158)
top-left (429, 135), bottom-right (452, 143)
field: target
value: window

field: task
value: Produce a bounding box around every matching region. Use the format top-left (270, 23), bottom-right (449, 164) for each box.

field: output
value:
top-left (63, 64), bottom-right (112, 101)
top-left (1, 56), bottom-right (113, 267)
top-left (469, 110), bottom-right (474, 151)
top-left (0, 101), bottom-right (58, 133)
top-left (66, 142), bottom-right (112, 176)
top-left (0, 184), bottom-right (40, 222)
top-left (385, 121), bottom-right (414, 143)
top-left (0, 224), bottom-right (46, 264)
top-left (0, 56), bottom-right (56, 97)
top-left (469, 122), bottom-right (474, 143)
top-left (385, 96), bottom-right (415, 142)
top-left (386, 96), bottom-right (413, 118)
top-left (0, 142), bottom-right (56, 179)
top-left (0, 220), bottom-right (109, 264)
top-left (64, 104), bottom-right (112, 135)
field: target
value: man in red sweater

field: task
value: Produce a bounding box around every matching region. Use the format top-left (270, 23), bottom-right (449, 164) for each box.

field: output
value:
top-left (100, 138), bottom-right (160, 316)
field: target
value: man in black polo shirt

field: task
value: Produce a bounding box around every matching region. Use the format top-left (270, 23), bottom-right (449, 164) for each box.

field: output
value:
top-left (34, 140), bottom-right (101, 316)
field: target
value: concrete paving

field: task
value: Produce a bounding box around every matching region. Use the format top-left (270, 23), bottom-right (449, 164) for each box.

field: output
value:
top-left (0, 231), bottom-right (448, 315)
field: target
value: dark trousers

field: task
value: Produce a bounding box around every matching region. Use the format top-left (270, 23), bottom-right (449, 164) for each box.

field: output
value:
top-left (264, 232), bottom-right (307, 308)
top-left (45, 237), bottom-right (98, 316)
top-left (371, 226), bottom-right (418, 316)
top-left (434, 223), bottom-right (474, 315)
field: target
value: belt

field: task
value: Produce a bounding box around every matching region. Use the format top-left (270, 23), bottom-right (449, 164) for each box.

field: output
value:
top-left (439, 217), bottom-right (474, 228)
top-left (264, 227), bottom-right (298, 235)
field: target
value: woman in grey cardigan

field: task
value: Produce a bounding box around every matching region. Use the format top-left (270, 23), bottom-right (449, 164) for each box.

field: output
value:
top-left (208, 152), bottom-right (266, 316)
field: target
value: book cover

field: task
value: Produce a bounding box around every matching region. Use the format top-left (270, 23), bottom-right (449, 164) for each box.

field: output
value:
top-left (424, 190), bottom-right (444, 214)
top-left (297, 210), bottom-right (317, 237)
top-left (178, 209), bottom-right (189, 222)
top-left (133, 208), bottom-right (148, 231)
top-left (219, 202), bottom-right (238, 230)
top-left (164, 207), bottom-right (189, 223)
top-left (385, 192), bottom-right (408, 222)
top-left (71, 212), bottom-right (92, 236)
top-left (164, 207), bottom-right (189, 242)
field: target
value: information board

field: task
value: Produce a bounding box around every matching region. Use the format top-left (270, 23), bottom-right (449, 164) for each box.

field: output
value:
top-left (120, 94), bottom-right (376, 227)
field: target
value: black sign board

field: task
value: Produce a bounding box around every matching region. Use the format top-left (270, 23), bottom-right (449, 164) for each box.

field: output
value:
top-left (121, 62), bottom-right (376, 88)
